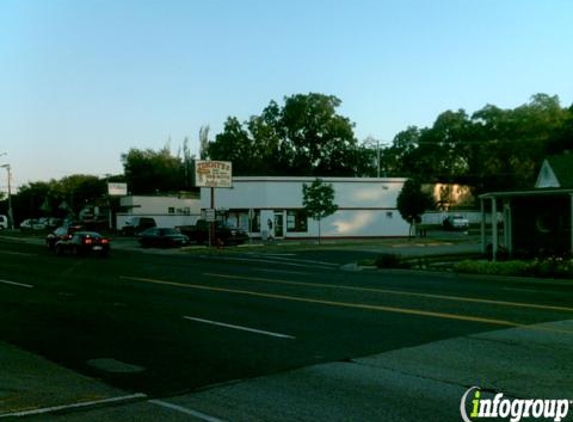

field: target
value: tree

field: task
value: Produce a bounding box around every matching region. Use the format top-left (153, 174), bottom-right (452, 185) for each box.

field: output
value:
top-left (206, 93), bottom-right (360, 176)
top-left (121, 145), bottom-right (188, 194)
top-left (397, 178), bottom-right (434, 238)
top-left (12, 181), bottom-right (53, 224)
top-left (379, 126), bottom-right (423, 177)
top-left (302, 178), bottom-right (338, 244)
top-left (198, 126), bottom-right (210, 160)
top-left (208, 117), bottom-right (256, 175)
top-left (468, 94), bottom-right (569, 194)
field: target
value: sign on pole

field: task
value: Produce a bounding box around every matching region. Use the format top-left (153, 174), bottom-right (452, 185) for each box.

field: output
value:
top-left (195, 161), bottom-right (232, 188)
top-left (108, 182), bottom-right (128, 196)
top-left (205, 209), bottom-right (216, 222)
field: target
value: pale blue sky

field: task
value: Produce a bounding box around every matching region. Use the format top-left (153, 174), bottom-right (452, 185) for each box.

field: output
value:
top-left (1, 0), bottom-right (572, 188)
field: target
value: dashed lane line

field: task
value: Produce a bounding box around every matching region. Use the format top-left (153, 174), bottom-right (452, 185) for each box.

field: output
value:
top-left (183, 315), bottom-right (295, 339)
top-left (0, 250), bottom-right (36, 257)
top-left (149, 400), bottom-right (229, 422)
top-left (120, 276), bottom-right (573, 334)
top-left (0, 279), bottom-right (33, 289)
top-left (0, 393), bottom-right (147, 418)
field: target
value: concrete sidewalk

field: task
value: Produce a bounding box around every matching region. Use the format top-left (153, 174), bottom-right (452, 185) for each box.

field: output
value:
top-left (3, 319), bottom-right (572, 421)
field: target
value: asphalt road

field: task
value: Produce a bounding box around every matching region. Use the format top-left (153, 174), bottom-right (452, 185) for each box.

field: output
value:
top-left (1, 240), bottom-right (573, 420)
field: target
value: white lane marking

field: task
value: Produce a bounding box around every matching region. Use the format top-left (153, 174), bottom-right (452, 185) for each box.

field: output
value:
top-left (150, 400), bottom-right (229, 422)
top-left (254, 268), bottom-right (310, 276)
top-left (261, 253), bottom-right (297, 256)
top-left (504, 287), bottom-right (545, 294)
top-left (183, 316), bottom-right (295, 339)
top-left (252, 255), bottom-right (338, 266)
top-left (206, 255), bottom-right (336, 269)
top-left (0, 393), bottom-right (147, 418)
top-left (0, 279), bottom-right (33, 289)
top-left (0, 250), bottom-right (35, 257)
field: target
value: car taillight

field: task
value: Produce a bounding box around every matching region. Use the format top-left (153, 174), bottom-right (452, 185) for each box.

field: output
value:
top-left (84, 238), bottom-right (93, 245)
top-left (101, 239), bottom-right (109, 244)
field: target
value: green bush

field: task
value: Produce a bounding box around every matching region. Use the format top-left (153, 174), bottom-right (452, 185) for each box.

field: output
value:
top-left (454, 259), bottom-right (573, 279)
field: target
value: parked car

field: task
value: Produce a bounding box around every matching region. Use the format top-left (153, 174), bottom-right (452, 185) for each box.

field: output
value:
top-left (20, 219), bottom-right (47, 230)
top-left (443, 215), bottom-right (470, 230)
top-left (0, 214), bottom-right (7, 230)
top-left (46, 224), bottom-right (84, 249)
top-left (121, 217), bottom-right (157, 236)
top-left (177, 219), bottom-right (249, 246)
top-left (138, 227), bottom-right (190, 248)
top-left (54, 231), bottom-right (110, 257)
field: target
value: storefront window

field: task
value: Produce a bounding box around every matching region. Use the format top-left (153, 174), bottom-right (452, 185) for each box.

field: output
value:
top-left (251, 210), bottom-right (260, 232)
top-left (287, 210), bottom-right (308, 233)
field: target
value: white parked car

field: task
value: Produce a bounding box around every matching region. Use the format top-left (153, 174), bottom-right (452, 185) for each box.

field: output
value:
top-left (443, 215), bottom-right (469, 230)
top-left (20, 219), bottom-right (47, 230)
top-left (0, 214), bottom-right (7, 230)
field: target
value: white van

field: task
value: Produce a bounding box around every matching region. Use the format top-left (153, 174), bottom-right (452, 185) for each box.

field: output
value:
top-left (0, 215), bottom-right (8, 230)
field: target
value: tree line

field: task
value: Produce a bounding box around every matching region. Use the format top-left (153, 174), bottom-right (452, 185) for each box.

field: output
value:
top-left (206, 92), bottom-right (573, 195)
top-left (3, 92), bottom-right (572, 222)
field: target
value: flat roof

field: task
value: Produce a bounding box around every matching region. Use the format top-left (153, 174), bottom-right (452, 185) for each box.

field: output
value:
top-left (479, 188), bottom-right (573, 199)
top-left (231, 176), bottom-right (407, 183)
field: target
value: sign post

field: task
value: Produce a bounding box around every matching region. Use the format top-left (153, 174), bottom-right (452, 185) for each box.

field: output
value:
top-left (107, 182), bottom-right (128, 230)
top-left (194, 161), bottom-right (233, 247)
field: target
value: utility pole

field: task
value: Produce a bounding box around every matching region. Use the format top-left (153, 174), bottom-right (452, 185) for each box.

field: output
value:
top-left (1, 164), bottom-right (14, 229)
top-left (376, 140), bottom-right (380, 178)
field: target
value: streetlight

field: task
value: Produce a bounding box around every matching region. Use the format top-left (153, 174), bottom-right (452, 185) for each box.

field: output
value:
top-left (1, 164), bottom-right (14, 229)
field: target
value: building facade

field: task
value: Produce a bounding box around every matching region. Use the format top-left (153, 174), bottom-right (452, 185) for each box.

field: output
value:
top-left (480, 153), bottom-right (573, 259)
top-left (116, 195), bottom-right (201, 229)
top-left (200, 177), bottom-right (410, 239)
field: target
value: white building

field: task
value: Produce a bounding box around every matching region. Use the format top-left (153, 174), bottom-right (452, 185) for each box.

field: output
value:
top-left (200, 177), bottom-right (410, 239)
top-left (116, 195), bottom-right (201, 229)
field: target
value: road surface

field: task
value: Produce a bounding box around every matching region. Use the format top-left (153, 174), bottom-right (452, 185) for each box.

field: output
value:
top-left (0, 240), bottom-right (572, 421)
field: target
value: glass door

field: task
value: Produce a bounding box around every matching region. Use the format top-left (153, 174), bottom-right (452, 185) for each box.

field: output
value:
top-left (274, 212), bottom-right (285, 238)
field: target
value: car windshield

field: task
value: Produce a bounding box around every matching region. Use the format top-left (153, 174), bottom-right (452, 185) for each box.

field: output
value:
top-left (159, 228), bottom-right (179, 236)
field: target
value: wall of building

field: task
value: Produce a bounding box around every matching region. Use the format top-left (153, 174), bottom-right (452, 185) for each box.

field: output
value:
top-left (116, 195), bottom-right (201, 229)
top-left (201, 177), bottom-right (410, 238)
top-left (511, 196), bottom-right (571, 257)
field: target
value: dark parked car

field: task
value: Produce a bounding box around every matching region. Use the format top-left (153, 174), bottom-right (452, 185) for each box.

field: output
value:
top-left (138, 227), bottom-right (190, 248)
top-left (54, 231), bottom-right (110, 257)
top-left (121, 217), bottom-right (157, 236)
top-left (46, 224), bottom-right (84, 249)
top-left (177, 220), bottom-right (249, 246)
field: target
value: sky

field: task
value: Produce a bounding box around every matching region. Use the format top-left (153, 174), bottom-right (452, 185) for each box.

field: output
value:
top-left (1, 0), bottom-right (572, 190)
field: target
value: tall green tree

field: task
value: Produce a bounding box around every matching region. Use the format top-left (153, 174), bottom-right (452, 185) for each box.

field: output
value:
top-left (302, 178), bottom-right (338, 244)
top-left (469, 94), bottom-right (569, 194)
top-left (379, 93), bottom-right (570, 196)
top-left (121, 146), bottom-right (188, 194)
top-left (397, 178), bottom-right (434, 238)
top-left (12, 181), bottom-right (53, 224)
top-left (207, 93), bottom-right (360, 176)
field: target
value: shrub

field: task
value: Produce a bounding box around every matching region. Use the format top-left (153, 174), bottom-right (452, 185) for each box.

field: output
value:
top-left (454, 258), bottom-right (573, 279)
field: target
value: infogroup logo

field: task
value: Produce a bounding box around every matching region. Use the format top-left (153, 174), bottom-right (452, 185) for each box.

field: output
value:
top-left (460, 387), bottom-right (571, 422)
